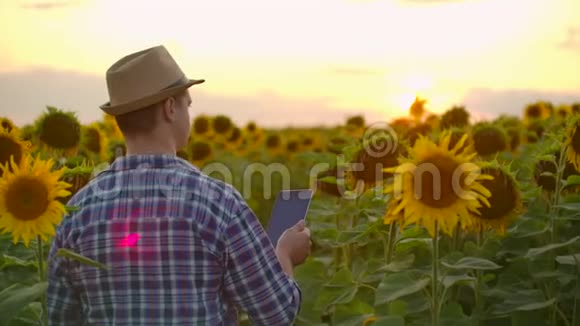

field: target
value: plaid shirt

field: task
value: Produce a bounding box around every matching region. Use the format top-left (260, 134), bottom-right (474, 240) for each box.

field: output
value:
top-left (47, 155), bottom-right (301, 325)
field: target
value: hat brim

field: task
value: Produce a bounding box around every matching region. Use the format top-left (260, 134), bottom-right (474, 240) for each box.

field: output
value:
top-left (100, 79), bottom-right (205, 116)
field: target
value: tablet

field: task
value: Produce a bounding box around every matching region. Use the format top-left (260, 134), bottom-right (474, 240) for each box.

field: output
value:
top-left (266, 189), bottom-right (314, 246)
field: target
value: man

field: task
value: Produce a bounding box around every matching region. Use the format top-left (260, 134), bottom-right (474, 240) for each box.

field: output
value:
top-left (47, 45), bottom-right (311, 325)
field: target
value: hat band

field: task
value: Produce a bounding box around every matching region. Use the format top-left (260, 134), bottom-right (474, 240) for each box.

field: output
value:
top-left (162, 76), bottom-right (189, 90)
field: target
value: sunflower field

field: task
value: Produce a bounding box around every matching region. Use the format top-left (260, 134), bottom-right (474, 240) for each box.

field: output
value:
top-left (2, 99), bottom-right (580, 326)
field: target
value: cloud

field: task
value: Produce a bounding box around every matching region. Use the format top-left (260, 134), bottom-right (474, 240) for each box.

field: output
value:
top-left (1, 68), bottom-right (578, 129)
top-left (559, 27), bottom-right (580, 51)
top-left (462, 88), bottom-right (580, 121)
top-left (19, 1), bottom-right (79, 10)
top-left (0, 68), bottom-right (377, 128)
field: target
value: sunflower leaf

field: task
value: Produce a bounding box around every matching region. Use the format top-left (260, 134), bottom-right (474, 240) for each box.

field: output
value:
top-left (441, 257), bottom-right (502, 270)
top-left (54, 248), bottom-right (109, 270)
top-left (374, 273), bottom-right (430, 306)
top-left (525, 236), bottom-right (580, 259)
top-left (0, 282), bottom-right (47, 324)
top-left (64, 205), bottom-right (80, 213)
top-left (565, 175), bottom-right (580, 187)
top-left (556, 254), bottom-right (580, 266)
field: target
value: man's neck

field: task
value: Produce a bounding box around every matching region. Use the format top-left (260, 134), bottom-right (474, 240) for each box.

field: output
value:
top-left (124, 136), bottom-right (176, 156)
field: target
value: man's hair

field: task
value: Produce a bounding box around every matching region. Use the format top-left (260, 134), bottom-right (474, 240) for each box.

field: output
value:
top-left (115, 102), bottom-right (161, 136)
top-left (115, 91), bottom-right (188, 136)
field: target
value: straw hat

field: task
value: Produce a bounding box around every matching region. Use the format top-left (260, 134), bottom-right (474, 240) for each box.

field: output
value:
top-left (100, 45), bottom-right (204, 115)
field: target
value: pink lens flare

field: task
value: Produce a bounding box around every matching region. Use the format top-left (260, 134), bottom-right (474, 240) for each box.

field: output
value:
top-left (118, 233), bottom-right (140, 247)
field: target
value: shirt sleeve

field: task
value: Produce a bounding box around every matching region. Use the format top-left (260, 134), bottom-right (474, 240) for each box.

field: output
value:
top-left (47, 221), bottom-right (83, 325)
top-left (222, 200), bottom-right (302, 325)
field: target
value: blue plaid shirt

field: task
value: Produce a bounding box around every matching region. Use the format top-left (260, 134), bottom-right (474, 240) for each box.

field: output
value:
top-left (47, 155), bottom-right (301, 325)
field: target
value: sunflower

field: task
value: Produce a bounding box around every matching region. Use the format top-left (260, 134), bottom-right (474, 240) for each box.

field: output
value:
top-left (384, 134), bottom-right (492, 236)
top-left (471, 165), bottom-right (522, 234)
top-left (265, 134), bottom-right (282, 155)
top-left (409, 96), bottom-right (427, 122)
top-left (425, 114), bottom-right (440, 130)
top-left (286, 140), bottom-right (300, 154)
top-left (534, 151), bottom-right (576, 192)
top-left (572, 103), bottom-right (580, 116)
top-left (191, 115), bottom-right (213, 138)
top-left (0, 128), bottom-right (30, 176)
top-left (245, 121), bottom-right (264, 143)
top-left (524, 102), bottom-right (550, 124)
top-left (58, 162), bottom-right (93, 204)
top-left (226, 127), bottom-right (243, 149)
top-left (407, 123), bottom-right (432, 147)
top-left (102, 113), bottom-right (123, 140)
top-left (440, 106), bottom-right (470, 129)
top-left (0, 117), bottom-right (16, 132)
top-left (556, 105), bottom-right (571, 121)
top-left (189, 141), bottom-right (212, 167)
top-left (301, 136), bottom-right (315, 150)
top-left (471, 123), bottom-right (508, 157)
top-left (212, 115), bottom-right (233, 135)
top-left (435, 128), bottom-right (474, 156)
top-left (346, 115), bottom-right (366, 137)
top-left (18, 124), bottom-right (36, 143)
top-left (352, 136), bottom-right (402, 189)
top-left (566, 116), bottom-right (580, 171)
top-left (81, 123), bottom-right (108, 162)
top-left (390, 118), bottom-right (413, 136)
top-left (35, 106), bottom-right (81, 154)
top-left (0, 155), bottom-right (70, 246)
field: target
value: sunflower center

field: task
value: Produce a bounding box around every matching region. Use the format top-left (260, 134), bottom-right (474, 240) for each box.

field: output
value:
top-left (190, 142), bottom-right (211, 161)
top-left (85, 128), bottom-right (101, 154)
top-left (212, 116), bottom-right (232, 134)
top-left (5, 177), bottom-right (50, 221)
top-left (527, 105), bottom-right (541, 118)
top-left (571, 126), bottom-right (580, 154)
top-left (246, 122), bottom-right (257, 132)
top-left (287, 141), bottom-right (299, 152)
top-left (266, 135), bottom-right (280, 148)
top-left (478, 169), bottom-right (517, 220)
top-left (415, 154), bottom-right (464, 208)
top-left (0, 135), bottom-right (22, 168)
top-left (227, 128), bottom-right (241, 143)
top-left (473, 127), bottom-right (507, 156)
top-left (40, 114), bottom-right (81, 149)
top-left (1, 120), bottom-right (13, 132)
top-left (193, 118), bottom-right (209, 134)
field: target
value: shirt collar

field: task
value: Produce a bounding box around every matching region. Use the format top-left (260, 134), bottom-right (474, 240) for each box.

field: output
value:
top-left (108, 154), bottom-right (197, 172)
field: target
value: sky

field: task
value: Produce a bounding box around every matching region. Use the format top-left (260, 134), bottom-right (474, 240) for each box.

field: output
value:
top-left (0, 0), bottom-right (579, 127)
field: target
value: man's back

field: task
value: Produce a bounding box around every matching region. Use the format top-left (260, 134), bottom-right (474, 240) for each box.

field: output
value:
top-left (47, 155), bottom-right (301, 325)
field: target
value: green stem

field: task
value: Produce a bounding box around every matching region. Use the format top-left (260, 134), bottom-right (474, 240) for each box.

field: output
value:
top-left (36, 236), bottom-right (48, 326)
top-left (555, 304), bottom-right (571, 326)
top-left (386, 222), bottom-right (397, 265)
top-left (452, 224), bottom-right (461, 252)
top-left (572, 255), bottom-right (580, 326)
top-left (475, 228), bottom-right (483, 326)
top-left (432, 221), bottom-right (440, 326)
top-left (550, 146), bottom-right (566, 243)
top-left (548, 146), bottom-right (567, 326)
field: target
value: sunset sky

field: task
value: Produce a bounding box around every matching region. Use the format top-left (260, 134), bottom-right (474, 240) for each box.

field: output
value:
top-left (1, 0), bottom-right (579, 127)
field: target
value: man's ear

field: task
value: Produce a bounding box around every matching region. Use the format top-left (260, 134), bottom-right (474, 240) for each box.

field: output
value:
top-left (161, 97), bottom-right (177, 122)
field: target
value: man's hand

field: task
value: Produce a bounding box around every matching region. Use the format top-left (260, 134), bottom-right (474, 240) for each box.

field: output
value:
top-left (275, 220), bottom-right (311, 277)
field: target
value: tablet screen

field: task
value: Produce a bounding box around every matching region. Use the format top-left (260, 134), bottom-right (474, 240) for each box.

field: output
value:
top-left (266, 189), bottom-right (313, 246)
